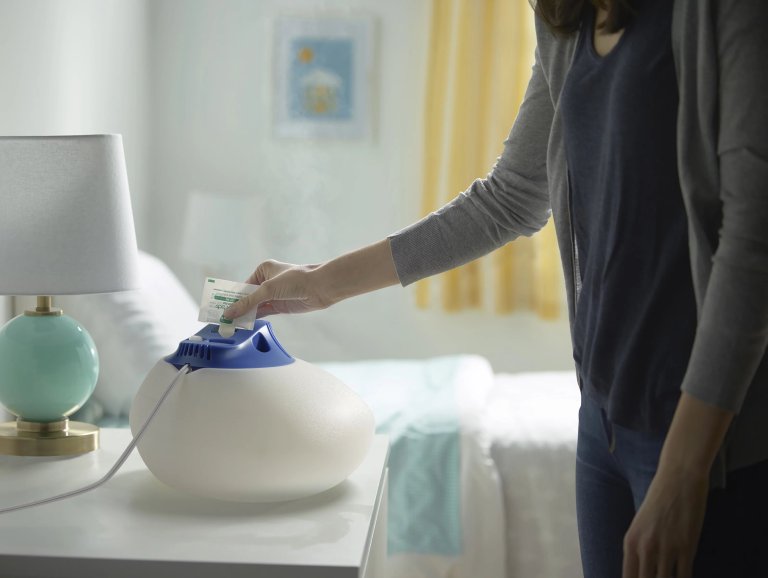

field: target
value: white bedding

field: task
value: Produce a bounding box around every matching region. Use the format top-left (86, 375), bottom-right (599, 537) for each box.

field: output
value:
top-left (380, 355), bottom-right (506, 578)
top-left (485, 371), bottom-right (583, 578)
top-left (360, 366), bottom-right (583, 578)
top-left (320, 355), bottom-right (505, 578)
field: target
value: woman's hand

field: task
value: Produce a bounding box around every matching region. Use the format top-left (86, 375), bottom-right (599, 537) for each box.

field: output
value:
top-left (223, 239), bottom-right (400, 320)
top-left (622, 467), bottom-right (709, 578)
top-left (622, 392), bottom-right (734, 578)
top-left (223, 260), bottom-right (334, 319)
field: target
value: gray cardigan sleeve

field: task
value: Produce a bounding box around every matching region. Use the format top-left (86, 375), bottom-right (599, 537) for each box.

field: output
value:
top-left (388, 44), bottom-right (554, 286)
top-left (680, 0), bottom-right (768, 412)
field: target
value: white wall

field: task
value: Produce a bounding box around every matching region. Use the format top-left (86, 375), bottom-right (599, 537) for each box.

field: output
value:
top-left (0, 0), bottom-right (573, 374)
top-left (0, 0), bottom-right (151, 246)
top-left (145, 0), bottom-right (574, 373)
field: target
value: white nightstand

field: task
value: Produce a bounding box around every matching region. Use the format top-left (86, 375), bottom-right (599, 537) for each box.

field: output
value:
top-left (0, 429), bottom-right (389, 578)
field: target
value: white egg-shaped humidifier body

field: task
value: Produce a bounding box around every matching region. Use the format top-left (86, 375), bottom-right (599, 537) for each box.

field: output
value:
top-left (129, 322), bottom-right (375, 502)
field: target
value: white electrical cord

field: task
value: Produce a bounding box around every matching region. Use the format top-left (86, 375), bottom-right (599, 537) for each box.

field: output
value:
top-left (0, 364), bottom-right (191, 515)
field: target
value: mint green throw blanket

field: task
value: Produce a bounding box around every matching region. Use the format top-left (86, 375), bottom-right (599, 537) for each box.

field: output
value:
top-left (319, 357), bottom-right (463, 556)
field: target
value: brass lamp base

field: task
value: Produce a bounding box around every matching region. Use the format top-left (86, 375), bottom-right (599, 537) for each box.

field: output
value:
top-left (0, 418), bottom-right (99, 456)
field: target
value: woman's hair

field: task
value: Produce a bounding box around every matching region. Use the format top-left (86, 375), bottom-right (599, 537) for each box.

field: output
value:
top-left (532, 0), bottom-right (637, 35)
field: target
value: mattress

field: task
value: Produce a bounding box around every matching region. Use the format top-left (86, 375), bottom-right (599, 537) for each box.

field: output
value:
top-left (484, 371), bottom-right (583, 578)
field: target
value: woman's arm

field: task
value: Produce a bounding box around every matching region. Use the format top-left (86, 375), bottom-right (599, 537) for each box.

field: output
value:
top-left (390, 41), bottom-right (554, 286)
top-left (313, 239), bottom-right (401, 302)
top-left (229, 25), bottom-right (557, 319)
top-left (623, 2), bottom-right (768, 577)
top-left (223, 239), bottom-right (399, 319)
top-left (623, 394), bottom-right (734, 578)
top-left (677, 0), bottom-right (768, 418)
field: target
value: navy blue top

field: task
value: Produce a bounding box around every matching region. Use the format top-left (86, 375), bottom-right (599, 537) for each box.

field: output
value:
top-left (560, 0), bottom-right (698, 432)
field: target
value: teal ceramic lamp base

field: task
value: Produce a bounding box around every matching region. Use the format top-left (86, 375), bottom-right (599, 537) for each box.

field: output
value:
top-left (0, 297), bottom-right (100, 456)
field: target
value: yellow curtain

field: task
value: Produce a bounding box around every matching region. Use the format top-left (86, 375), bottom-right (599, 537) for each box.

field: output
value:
top-left (417, 0), bottom-right (561, 319)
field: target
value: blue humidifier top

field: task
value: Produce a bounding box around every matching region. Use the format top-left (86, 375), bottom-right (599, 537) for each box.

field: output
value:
top-left (165, 321), bottom-right (294, 370)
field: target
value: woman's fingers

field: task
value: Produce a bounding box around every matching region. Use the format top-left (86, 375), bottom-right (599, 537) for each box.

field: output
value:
top-left (223, 282), bottom-right (274, 319)
top-left (245, 260), bottom-right (287, 285)
top-left (254, 302), bottom-right (278, 318)
top-left (622, 467), bottom-right (708, 578)
top-left (226, 261), bottom-right (330, 320)
top-left (675, 554), bottom-right (693, 578)
top-left (254, 300), bottom-right (304, 318)
top-left (655, 554), bottom-right (675, 578)
top-left (623, 537), bottom-right (676, 578)
top-left (622, 546), bottom-right (639, 578)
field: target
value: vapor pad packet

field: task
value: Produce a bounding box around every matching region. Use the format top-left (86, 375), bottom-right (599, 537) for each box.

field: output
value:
top-left (198, 277), bottom-right (259, 337)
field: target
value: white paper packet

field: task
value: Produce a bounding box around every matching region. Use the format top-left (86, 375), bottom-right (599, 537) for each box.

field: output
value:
top-left (198, 277), bottom-right (259, 336)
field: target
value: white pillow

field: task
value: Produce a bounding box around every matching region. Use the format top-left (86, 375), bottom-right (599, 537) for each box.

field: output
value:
top-left (57, 251), bottom-right (203, 417)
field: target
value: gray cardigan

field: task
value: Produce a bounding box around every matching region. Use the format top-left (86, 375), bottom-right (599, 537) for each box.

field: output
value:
top-left (389, 0), bottom-right (768, 479)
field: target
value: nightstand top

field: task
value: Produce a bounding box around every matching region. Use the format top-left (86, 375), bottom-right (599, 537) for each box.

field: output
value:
top-left (0, 428), bottom-right (389, 578)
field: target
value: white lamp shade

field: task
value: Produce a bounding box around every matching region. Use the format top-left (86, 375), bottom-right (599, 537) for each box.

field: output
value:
top-left (0, 135), bottom-right (139, 295)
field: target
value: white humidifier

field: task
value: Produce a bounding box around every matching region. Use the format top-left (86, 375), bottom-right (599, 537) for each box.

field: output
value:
top-left (129, 322), bottom-right (375, 502)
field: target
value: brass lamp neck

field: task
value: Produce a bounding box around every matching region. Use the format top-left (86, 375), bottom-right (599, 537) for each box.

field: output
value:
top-left (24, 295), bottom-right (63, 317)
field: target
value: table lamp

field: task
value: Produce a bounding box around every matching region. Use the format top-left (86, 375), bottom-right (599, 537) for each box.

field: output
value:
top-left (0, 135), bottom-right (139, 456)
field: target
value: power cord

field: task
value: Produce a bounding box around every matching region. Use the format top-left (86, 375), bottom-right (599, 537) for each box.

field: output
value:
top-left (0, 364), bottom-right (191, 515)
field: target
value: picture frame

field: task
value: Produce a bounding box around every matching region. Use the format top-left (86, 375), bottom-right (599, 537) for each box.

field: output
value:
top-left (273, 16), bottom-right (375, 139)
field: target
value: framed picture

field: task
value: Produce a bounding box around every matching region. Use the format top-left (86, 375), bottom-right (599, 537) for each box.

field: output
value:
top-left (273, 16), bottom-right (375, 139)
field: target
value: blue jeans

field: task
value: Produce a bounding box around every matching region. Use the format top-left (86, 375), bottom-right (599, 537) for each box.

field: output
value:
top-left (576, 392), bottom-right (768, 578)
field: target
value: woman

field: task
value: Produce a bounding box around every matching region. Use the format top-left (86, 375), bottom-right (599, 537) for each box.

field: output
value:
top-left (225, 1), bottom-right (768, 576)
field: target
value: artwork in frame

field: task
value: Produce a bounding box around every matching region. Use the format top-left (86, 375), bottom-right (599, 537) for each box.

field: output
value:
top-left (273, 16), bottom-right (375, 139)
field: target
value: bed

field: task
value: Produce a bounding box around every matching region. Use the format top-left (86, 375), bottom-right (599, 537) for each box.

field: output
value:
top-left (0, 253), bottom-right (583, 578)
top-left (486, 372), bottom-right (582, 578)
